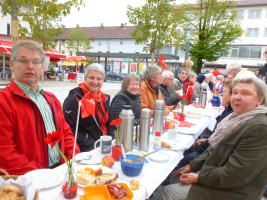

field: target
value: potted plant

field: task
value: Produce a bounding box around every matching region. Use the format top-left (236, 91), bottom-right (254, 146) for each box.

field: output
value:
top-left (49, 65), bottom-right (57, 80)
top-left (110, 118), bottom-right (123, 160)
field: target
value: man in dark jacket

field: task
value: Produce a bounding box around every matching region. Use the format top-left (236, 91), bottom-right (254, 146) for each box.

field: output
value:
top-left (159, 70), bottom-right (181, 106)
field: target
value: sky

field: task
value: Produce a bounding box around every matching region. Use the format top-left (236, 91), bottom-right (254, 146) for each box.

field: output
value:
top-left (60, 0), bottom-right (187, 28)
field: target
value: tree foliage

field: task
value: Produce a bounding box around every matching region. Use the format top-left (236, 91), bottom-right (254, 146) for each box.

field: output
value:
top-left (0, 0), bottom-right (84, 50)
top-left (65, 24), bottom-right (92, 55)
top-left (173, 0), bottom-right (243, 73)
top-left (127, 0), bottom-right (179, 64)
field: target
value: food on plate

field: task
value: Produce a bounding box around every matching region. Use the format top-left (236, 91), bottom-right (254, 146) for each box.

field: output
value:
top-left (166, 118), bottom-right (178, 125)
top-left (0, 185), bottom-right (26, 200)
top-left (186, 111), bottom-right (201, 115)
top-left (161, 141), bottom-right (171, 149)
top-left (102, 155), bottom-right (115, 168)
top-left (77, 167), bottom-right (118, 186)
top-left (130, 180), bottom-right (139, 190)
top-left (107, 184), bottom-right (130, 199)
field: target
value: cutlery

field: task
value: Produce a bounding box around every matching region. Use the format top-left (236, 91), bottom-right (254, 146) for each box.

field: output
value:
top-left (75, 154), bottom-right (91, 163)
top-left (143, 149), bottom-right (159, 157)
top-left (121, 144), bottom-right (127, 161)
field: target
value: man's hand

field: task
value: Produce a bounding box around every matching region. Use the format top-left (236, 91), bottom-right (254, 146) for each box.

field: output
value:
top-left (171, 164), bottom-right (192, 179)
top-left (180, 173), bottom-right (198, 184)
top-left (193, 138), bottom-right (208, 151)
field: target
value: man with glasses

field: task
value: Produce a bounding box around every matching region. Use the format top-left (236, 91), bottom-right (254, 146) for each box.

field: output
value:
top-left (159, 70), bottom-right (181, 106)
top-left (168, 67), bottom-right (188, 95)
top-left (0, 41), bottom-right (80, 175)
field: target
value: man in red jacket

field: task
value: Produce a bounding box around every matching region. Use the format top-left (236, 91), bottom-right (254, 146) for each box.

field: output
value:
top-left (0, 41), bottom-right (80, 175)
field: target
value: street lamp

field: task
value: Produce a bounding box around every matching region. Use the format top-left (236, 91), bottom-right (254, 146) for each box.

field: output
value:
top-left (184, 28), bottom-right (192, 60)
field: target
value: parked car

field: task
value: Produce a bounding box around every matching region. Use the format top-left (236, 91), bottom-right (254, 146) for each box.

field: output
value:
top-left (106, 72), bottom-right (126, 81)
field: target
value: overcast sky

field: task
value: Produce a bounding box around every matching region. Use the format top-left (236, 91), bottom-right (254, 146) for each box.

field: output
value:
top-left (60, 0), bottom-right (187, 28)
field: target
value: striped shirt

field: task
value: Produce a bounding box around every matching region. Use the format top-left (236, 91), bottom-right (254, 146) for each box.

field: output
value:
top-left (14, 79), bottom-right (60, 167)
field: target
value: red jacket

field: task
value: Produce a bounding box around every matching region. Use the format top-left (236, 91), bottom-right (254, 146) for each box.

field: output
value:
top-left (0, 80), bottom-right (80, 175)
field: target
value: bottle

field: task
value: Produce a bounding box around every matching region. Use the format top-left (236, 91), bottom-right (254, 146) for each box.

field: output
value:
top-left (153, 131), bottom-right (161, 150)
top-left (152, 100), bottom-right (165, 136)
top-left (138, 108), bottom-right (151, 152)
top-left (198, 88), bottom-right (207, 107)
top-left (119, 105), bottom-right (135, 153)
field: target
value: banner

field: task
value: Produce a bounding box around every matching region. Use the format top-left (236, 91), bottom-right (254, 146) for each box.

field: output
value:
top-left (158, 55), bottom-right (167, 70)
top-left (121, 62), bottom-right (129, 73)
top-left (113, 62), bottom-right (120, 73)
top-left (139, 63), bottom-right (147, 75)
top-left (130, 63), bottom-right (137, 74)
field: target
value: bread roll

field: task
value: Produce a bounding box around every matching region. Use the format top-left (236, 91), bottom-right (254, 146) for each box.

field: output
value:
top-left (3, 185), bottom-right (22, 196)
top-left (77, 174), bottom-right (96, 186)
top-left (96, 172), bottom-right (118, 185)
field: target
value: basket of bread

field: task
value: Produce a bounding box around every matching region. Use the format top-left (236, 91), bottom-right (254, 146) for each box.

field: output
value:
top-left (0, 168), bottom-right (39, 200)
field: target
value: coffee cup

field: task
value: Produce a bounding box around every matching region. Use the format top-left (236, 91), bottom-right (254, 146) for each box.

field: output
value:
top-left (94, 136), bottom-right (112, 154)
top-left (167, 129), bottom-right (177, 140)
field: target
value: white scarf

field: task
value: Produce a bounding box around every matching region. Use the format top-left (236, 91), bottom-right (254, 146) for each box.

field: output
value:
top-left (209, 105), bottom-right (267, 149)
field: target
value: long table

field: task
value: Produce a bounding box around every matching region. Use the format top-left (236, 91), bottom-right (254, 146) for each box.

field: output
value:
top-left (39, 106), bottom-right (223, 200)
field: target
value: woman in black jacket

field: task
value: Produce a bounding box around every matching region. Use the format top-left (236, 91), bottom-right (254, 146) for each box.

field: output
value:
top-left (63, 63), bottom-right (112, 152)
top-left (110, 74), bottom-right (141, 127)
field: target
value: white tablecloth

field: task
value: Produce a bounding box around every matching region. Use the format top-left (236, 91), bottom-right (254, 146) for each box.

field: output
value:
top-left (38, 106), bottom-right (223, 200)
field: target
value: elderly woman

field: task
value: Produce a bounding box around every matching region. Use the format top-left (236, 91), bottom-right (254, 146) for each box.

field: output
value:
top-left (162, 77), bottom-right (267, 200)
top-left (139, 64), bottom-right (172, 117)
top-left (110, 74), bottom-right (141, 125)
top-left (226, 62), bottom-right (256, 80)
top-left (63, 63), bottom-right (112, 152)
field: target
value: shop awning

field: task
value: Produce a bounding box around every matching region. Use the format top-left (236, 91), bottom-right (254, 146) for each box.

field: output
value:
top-left (0, 40), bottom-right (12, 53)
top-left (61, 61), bottom-right (87, 66)
top-left (45, 49), bottom-right (67, 61)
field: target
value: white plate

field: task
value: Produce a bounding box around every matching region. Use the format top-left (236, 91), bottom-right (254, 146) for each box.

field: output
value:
top-left (75, 165), bottom-right (114, 187)
top-left (25, 169), bottom-right (65, 189)
top-left (161, 139), bottom-right (183, 151)
top-left (75, 151), bottom-right (104, 165)
top-left (126, 151), bottom-right (147, 157)
top-left (148, 151), bottom-right (170, 162)
top-left (176, 127), bottom-right (198, 135)
top-left (185, 113), bottom-right (202, 119)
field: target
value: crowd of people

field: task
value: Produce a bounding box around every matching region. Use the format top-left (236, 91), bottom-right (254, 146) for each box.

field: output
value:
top-left (0, 40), bottom-right (267, 200)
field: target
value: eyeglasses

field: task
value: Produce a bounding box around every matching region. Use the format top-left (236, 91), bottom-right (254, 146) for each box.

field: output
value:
top-left (167, 78), bottom-right (174, 81)
top-left (128, 83), bottom-right (140, 87)
top-left (14, 59), bottom-right (42, 67)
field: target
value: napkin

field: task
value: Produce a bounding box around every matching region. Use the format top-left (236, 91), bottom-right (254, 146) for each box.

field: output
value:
top-left (0, 175), bottom-right (38, 200)
top-left (178, 121), bottom-right (196, 128)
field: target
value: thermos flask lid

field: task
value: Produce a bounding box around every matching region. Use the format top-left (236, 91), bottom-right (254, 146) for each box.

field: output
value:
top-left (154, 100), bottom-right (165, 110)
top-left (141, 108), bottom-right (151, 119)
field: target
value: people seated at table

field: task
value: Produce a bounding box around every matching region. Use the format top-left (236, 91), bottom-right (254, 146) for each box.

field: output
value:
top-left (139, 64), bottom-right (173, 117)
top-left (63, 63), bottom-right (112, 152)
top-left (183, 71), bottom-right (197, 105)
top-left (159, 71), bottom-right (181, 106)
top-left (0, 41), bottom-right (80, 175)
top-left (110, 74), bottom-right (141, 127)
top-left (162, 77), bottom-right (267, 200)
top-left (174, 80), bottom-right (233, 171)
top-left (174, 60), bottom-right (193, 81)
top-left (192, 73), bottom-right (205, 102)
top-left (168, 67), bottom-right (188, 95)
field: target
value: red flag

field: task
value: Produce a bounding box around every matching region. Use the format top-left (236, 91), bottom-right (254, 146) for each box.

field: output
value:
top-left (80, 93), bottom-right (95, 118)
top-left (158, 55), bottom-right (167, 70)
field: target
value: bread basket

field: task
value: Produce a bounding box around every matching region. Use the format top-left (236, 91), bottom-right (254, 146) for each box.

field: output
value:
top-left (0, 168), bottom-right (39, 200)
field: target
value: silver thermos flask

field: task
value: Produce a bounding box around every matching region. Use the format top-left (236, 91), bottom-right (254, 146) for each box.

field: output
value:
top-left (138, 108), bottom-right (151, 152)
top-left (198, 88), bottom-right (207, 107)
top-left (119, 105), bottom-right (135, 152)
top-left (152, 100), bottom-right (165, 136)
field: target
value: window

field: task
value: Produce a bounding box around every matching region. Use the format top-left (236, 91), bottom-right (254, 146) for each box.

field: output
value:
top-left (98, 40), bottom-right (102, 45)
top-left (231, 48), bottom-right (238, 57)
top-left (229, 46), bottom-right (262, 58)
top-left (247, 28), bottom-right (259, 37)
top-left (238, 10), bottom-right (244, 19)
top-left (62, 40), bottom-right (65, 45)
top-left (7, 23), bottom-right (11, 36)
top-left (264, 28), bottom-right (267, 36)
top-left (250, 46), bottom-right (261, 58)
top-left (120, 39), bottom-right (123, 44)
top-left (107, 39), bottom-right (110, 46)
top-left (248, 10), bottom-right (261, 19)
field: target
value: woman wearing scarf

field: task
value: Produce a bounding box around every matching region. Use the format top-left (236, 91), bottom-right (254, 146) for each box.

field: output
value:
top-left (63, 63), bottom-right (112, 152)
top-left (162, 77), bottom-right (267, 200)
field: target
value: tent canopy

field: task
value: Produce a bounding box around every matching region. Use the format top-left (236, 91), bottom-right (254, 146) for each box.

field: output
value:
top-left (61, 61), bottom-right (86, 67)
top-left (0, 40), bottom-right (12, 53)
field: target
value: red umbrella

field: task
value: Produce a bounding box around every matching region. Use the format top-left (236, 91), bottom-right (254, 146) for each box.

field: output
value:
top-left (65, 56), bottom-right (87, 62)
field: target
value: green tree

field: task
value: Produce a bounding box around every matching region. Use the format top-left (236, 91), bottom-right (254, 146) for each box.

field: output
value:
top-left (0, 0), bottom-right (84, 49)
top-left (173, 0), bottom-right (243, 73)
top-left (65, 24), bottom-right (92, 55)
top-left (127, 0), bottom-right (179, 65)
